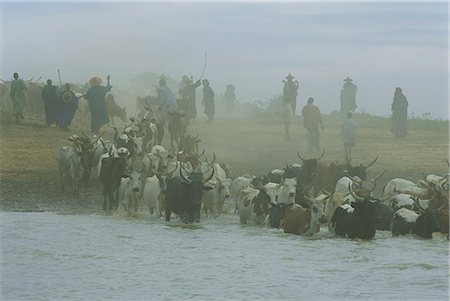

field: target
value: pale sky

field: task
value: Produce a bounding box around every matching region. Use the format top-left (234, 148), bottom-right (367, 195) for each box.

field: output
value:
top-left (0, 1), bottom-right (448, 118)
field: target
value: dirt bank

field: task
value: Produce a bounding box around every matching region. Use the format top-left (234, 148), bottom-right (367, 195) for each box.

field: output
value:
top-left (0, 114), bottom-right (448, 213)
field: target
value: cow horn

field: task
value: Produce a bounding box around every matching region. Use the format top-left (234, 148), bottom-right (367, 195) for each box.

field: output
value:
top-left (371, 172), bottom-right (385, 191)
top-left (297, 150), bottom-right (306, 162)
top-left (179, 163), bottom-right (192, 184)
top-left (285, 161), bottom-right (289, 169)
top-left (202, 167), bottom-right (215, 184)
top-left (210, 152), bottom-right (216, 165)
top-left (349, 182), bottom-right (364, 201)
top-left (365, 155), bottom-right (379, 168)
top-left (317, 148), bottom-right (325, 161)
top-left (194, 133), bottom-right (200, 140)
top-left (413, 196), bottom-right (426, 212)
top-left (446, 159), bottom-right (450, 169)
top-left (75, 143), bottom-right (83, 153)
top-left (196, 149), bottom-right (205, 158)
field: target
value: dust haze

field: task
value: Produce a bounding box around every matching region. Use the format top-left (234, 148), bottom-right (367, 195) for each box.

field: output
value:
top-left (1, 2), bottom-right (448, 119)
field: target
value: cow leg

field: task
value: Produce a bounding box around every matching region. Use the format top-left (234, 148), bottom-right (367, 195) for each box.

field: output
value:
top-left (103, 191), bottom-right (108, 210)
top-left (165, 208), bottom-right (171, 222)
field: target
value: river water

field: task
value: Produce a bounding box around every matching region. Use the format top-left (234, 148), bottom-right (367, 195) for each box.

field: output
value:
top-left (1, 211), bottom-right (448, 301)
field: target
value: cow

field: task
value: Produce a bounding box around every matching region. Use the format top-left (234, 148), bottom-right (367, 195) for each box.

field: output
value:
top-left (168, 110), bottom-right (189, 151)
top-left (381, 178), bottom-right (430, 202)
top-left (344, 154), bottom-right (379, 180)
top-left (178, 133), bottom-right (201, 156)
top-left (230, 174), bottom-right (255, 213)
top-left (57, 135), bottom-right (97, 195)
top-left (118, 170), bottom-right (143, 215)
top-left (295, 149), bottom-right (325, 202)
top-left (100, 146), bottom-right (130, 210)
top-left (202, 162), bottom-right (232, 216)
top-left (277, 178), bottom-right (297, 205)
top-left (164, 163), bottom-right (215, 223)
top-left (106, 94), bottom-right (127, 125)
top-left (143, 163), bottom-right (178, 217)
top-left (283, 195), bottom-right (327, 236)
top-left (391, 205), bottom-right (439, 239)
top-left (237, 186), bottom-right (270, 225)
top-left (330, 184), bottom-right (379, 239)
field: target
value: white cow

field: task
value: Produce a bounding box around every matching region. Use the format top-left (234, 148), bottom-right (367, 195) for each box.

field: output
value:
top-left (118, 170), bottom-right (143, 214)
top-left (230, 175), bottom-right (255, 212)
top-left (381, 178), bottom-right (429, 202)
top-left (237, 186), bottom-right (266, 225)
top-left (201, 163), bottom-right (231, 216)
top-left (277, 178), bottom-right (297, 205)
top-left (143, 174), bottom-right (163, 217)
top-left (57, 145), bottom-right (85, 195)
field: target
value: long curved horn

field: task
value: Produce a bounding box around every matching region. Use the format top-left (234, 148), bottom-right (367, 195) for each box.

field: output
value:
top-left (349, 182), bottom-right (364, 201)
top-left (371, 172), bottom-right (385, 191)
top-left (179, 163), bottom-right (192, 184)
top-left (202, 167), bottom-right (215, 184)
top-left (297, 150), bottom-right (306, 162)
top-left (365, 155), bottom-right (379, 168)
top-left (446, 159), bottom-right (450, 169)
top-left (194, 133), bottom-right (200, 140)
top-left (195, 149), bottom-right (205, 158)
top-left (317, 148), bottom-right (325, 161)
top-left (285, 161), bottom-right (289, 169)
top-left (210, 152), bottom-right (216, 165)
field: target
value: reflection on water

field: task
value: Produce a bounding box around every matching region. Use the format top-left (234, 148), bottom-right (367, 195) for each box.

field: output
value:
top-left (1, 212), bottom-right (448, 300)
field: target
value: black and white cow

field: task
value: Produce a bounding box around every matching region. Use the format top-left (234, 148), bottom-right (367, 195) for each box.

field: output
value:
top-left (391, 205), bottom-right (439, 239)
top-left (330, 184), bottom-right (379, 239)
top-left (100, 146), bottom-right (130, 210)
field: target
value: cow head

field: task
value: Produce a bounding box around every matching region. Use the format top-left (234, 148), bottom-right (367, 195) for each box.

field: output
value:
top-left (346, 154), bottom-right (378, 180)
top-left (297, 149), bottom-right (325, 184)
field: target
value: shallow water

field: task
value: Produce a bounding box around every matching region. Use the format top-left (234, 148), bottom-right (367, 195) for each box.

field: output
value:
top-left (1, 211), bottom-right (448, 301)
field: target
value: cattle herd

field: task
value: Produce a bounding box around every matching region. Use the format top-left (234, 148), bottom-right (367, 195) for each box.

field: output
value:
top-left (56, 109), bottom-right (449, 241)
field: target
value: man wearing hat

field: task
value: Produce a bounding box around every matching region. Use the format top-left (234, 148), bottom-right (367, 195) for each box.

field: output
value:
top-left (283, 73), bottom-right (299, 114)
top-left (340, 77), bottom-right (358, 113)
top-left (57, 83), bottom-right (81, 130)
top-left (85, 75), bottom-right (112, 134)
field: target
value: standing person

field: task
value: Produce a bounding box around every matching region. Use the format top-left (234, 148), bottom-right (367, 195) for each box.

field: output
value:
top-left (282, 73), bottom-right (299, 114)
top-left (41, 79), bottom-right (60, 126)
top-left (223, 84), bottom-right (236, 116)
top-left (85, 75), bottom-right (112, 134)
top-left (9, 72), bottom-right (27, 124)
top-left (340, 77), bottom-right (358, 113)
top-left (341, 112), bottom-right (357, 159)
top-left (58, 83), bottom-right (80, 131)
top-left (202, 79), bottom-right (215, 122)
top-left (178, 75), bottom-right (201, 121)
top-left (391, 87), bottom-right (408, 138)
top-left (301, 97), bottom-right (324, 152)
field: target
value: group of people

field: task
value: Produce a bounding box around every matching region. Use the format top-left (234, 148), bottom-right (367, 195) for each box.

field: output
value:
top-left (282, 73), bottom-right (409, 157)
top-left (9, 71), bottom-right (408, 151)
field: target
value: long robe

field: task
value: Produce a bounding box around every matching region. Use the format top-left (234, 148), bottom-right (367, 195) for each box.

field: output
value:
top-left (41, 84), bottom-right (60, 125)
top-left (179, 80), bottom-right (201, 120)
top-left (283, 80), bottom-right (298, 113)
top-left (10, 79), bottom-right (27, 115)
top-left (85, 85), bottom-right (111, 132)
top-left (203, 85), bottom-right (215, 119)
top-left (58, 90), bottom-right (79, 128)
top-left (391, 92), bottom-right (408, 137)
top-left (340, 82), bottom-right (358, 113)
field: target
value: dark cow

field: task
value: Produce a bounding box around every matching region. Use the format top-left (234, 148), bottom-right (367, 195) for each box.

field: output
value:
top-left (391, 201), bottom-right (439, 239)
top-left (100, 147), bottom-right (130, 210)
top-left (295, 149), bottom-right (325, 202)
top-left (165, 164), bottom-right (215, 223)
top-left (266, 203), bottom-right (290, 228)
top-left (168, 110), bottom-right (189, 151)
top-left (330, 185), bottom-right (379, 239)
top-left (343, 154), bottom-right (379, 180)
top-left (374, 202), bottom-right (395, 231)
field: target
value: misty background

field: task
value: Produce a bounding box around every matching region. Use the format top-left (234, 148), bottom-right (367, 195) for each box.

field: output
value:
top-left (0, 1), bottom-right (448, 119)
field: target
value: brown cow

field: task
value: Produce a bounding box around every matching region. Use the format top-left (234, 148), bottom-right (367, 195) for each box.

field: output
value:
top-left (283, 196), bottom-right (327, 236)
top-left (106, 94), bottom-right (127, 125)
